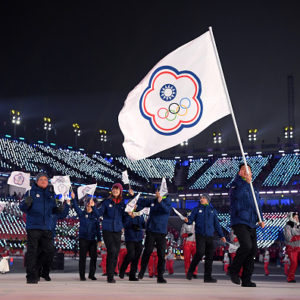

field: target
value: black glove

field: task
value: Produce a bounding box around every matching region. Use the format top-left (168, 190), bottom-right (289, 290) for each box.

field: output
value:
top-left (56, 201), bottom-right (64, 213)
top-left (24, 196), bottom-right (33, 208)
top-left (132, 224), bottom-right (140, 231)
top-left (187, 233), bottom-right (193, 237)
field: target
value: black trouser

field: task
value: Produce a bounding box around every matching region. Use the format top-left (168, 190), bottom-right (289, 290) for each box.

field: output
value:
top-left (79, 238), bottom-right (97, 279)
top-left (120, 240), bottom-right (143, 278)
top-left (26, 229), bottom-right (55, 281)
top-left (140, 231), bottom-right (167, 280)
top-left (188, 234), bottom-right (214, 279)
top-left (102, 230), bottom-right (121, 280)
top-left (230, 224), bottom-right (257, 283)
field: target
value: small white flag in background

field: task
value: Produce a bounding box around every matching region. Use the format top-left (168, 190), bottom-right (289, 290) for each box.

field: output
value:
top-left (7, 171), bottom-right (31, 191)
top-left (77, 184), bottom-right (97, 200)
top-left (121, 170), bottom-right (130, 185)
top-left (159, 177), bottom-right (168, 197)
top-left (173, 207), bottom-right (186, 221)
top-left (51, 176), bottom-right (71, 200)
top-left (125, 193), bottom-right (140, 213)
top-left (0, 202), bottom-right (7, 213)
top-left (139, 207), bottom-right (150, 216)
top-left (119, 30), bottom-right (230, 160)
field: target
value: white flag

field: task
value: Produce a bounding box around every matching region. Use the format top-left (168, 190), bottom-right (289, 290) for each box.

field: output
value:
top-left (0, 202), bottom-right (7, 213)
top-left (139, 207), bottom-right (150, 216)
top-left (77, 184), bottom-right (97, 200)
top-left (122, 170), bottom-right (130, 185)
top-left (159, 177), bottom-right (168, 197)
top-left (7, 171), bottom-right (31, 191)
top-left (173, 207), bottom-right (186, 221)
top-left (119, 30), bottom-right (230, 160)
top-left (51, 176), bottom-right (71, 199)
top-left (125, 193), bottom-right (140, 213)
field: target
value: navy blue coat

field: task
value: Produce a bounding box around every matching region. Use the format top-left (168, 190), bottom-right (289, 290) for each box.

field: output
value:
top-left (229, 175), bottom-right (264, 229)
top-left (123, 214), bottom-right (145, 242)
top-left (50, 203), bottom-right (70, 239)
top-left (19, 184), bottom-right (61, 230)
top-left (187, 203), bottom-right (224, 237)
top-left (96, 198), bottom-right (125, 232)
top-left (137, 197), bottom-right (171, 234)
top-left (72, 199), bottom-right (101, 241)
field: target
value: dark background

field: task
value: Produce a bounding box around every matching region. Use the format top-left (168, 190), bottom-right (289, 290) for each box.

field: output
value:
top-left (0, 0), bottom-right (299, 156)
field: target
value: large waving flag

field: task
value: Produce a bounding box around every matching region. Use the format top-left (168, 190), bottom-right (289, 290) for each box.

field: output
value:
top-left (119, 29), bottom-right (230, 160)
top-left (7, 171), bottom-right (31, 191)
top-left (51, 176), bottom-right (71, 199)
top-left (77, 184), bottom-right (97, 200)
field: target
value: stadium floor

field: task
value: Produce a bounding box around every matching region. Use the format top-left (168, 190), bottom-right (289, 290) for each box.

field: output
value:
top-left (1, 259), bottom-right (299, 299)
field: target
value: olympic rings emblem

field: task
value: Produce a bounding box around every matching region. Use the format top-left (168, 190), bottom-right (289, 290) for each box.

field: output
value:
top-left (157, 97), bottom-right (191, 122)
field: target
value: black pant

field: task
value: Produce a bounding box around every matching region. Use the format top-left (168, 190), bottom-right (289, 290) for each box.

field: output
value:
top-left (120, 241), bottom-right (143, 278)
top-left (140, 231), bottom-right (167, 279)
top-left (26, 229), bottom-right (55, 281)
top-left (79, 238), bottom-right (97, 279)
top-left (188, 234), bottom-right (214, 279)
top-left (102, 230), bottom-right (121, 280)
top-left (230, 224), bottom-right (257, 283)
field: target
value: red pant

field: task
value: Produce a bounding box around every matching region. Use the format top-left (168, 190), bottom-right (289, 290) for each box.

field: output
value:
top-left (183, 241), bottom-right (198, 275)
top-left (264, 262), bottom-right (269, 275)
top-left (118, 248), bottom-right (130, 273)
top-left (148, 251), bottom-right (158, 276)
top-left (224, 263), bottom-right (229, 274)
top-left (166, 259), bottom-right (174, 274)
top-left (286, 245), bottom-right (300, 281)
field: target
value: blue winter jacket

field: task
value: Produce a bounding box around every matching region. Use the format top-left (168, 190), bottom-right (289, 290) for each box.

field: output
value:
top-left (229, 175), bottom-right (264, 229)
top-left (187, 203), bottom-right (224, 237)
top-left (123, 214), bottom-right (145, 242)
top-left (19, 184), bottom-right (61, 231)
top-left (72, 199), bottom-right (101, 241)
top-left (96, 198), bottom-right (125, 232)
top-left (137, 196), bottom-right (171, 234)
top-left (50, 203), bottom-right (70, 239)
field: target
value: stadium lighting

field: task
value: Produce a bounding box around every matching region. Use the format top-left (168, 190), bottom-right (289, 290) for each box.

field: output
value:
top-left (99, 129), bottom-right (107, 142)
top-left (284, 126), bottom-right (293, 139)
top-left (43, 117), bottom-right (52, 143)
top-left (72, 123), bottom-right (81, 148)
top-left (10, 109), bottom-right (21, 137)
top-left (180, 140), bottom-right (188, 146)
top-left (248, 128), bottom-right (258, 142)
top-left (213, 132), bottom-right (222, 144)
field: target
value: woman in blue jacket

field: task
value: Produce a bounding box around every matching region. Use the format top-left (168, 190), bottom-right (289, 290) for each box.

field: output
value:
top-left (96, 183), bottom-right (133, 283)
top-left (72, 195), bottom-right (101, 281)
top-left (119, 211), bottom-right (145, 281)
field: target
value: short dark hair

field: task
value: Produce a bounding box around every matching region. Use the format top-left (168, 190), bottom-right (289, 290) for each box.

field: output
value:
top-left (239, 163), bottom-right (252, 171)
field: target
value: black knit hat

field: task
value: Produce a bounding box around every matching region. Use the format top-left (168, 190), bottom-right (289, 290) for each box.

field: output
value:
top-left (36, 172), bottom-right (49, 182)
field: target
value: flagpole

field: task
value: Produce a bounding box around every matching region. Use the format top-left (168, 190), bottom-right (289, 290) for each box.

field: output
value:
top-left (208, 26), bottom-right (262, 223)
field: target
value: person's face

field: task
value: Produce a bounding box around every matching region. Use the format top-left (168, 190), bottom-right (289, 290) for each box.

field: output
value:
top-left (37, 176), bottom-right (48, 189)
top-left (238, 165), bottom-right (252, 178)
top-left (294, 214), bottom-right (299, 223)
top-left (112, 187), bottom-right (120, 198)
top-left (200, 197), bottom-right (208, 205)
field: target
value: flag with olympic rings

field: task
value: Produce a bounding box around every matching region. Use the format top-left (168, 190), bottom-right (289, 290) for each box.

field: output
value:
top-left (119, 30), bottom-right (230, 160)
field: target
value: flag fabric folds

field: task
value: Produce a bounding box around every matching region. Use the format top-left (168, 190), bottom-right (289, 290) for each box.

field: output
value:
top-left (77, 184), bottom-right (97, 200)
top-left (119, 30), bottom-right (230, 160)
top-left (7, 171), bottom-right (31, 191)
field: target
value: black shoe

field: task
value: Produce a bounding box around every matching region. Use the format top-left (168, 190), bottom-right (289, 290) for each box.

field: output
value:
top-left (204, 277), bottom-right (217, 283)
top-left (88, 275), bottom-right (97, 280)
top-left (107, 278), bottom-right (116, 283)
top-left (129, 277), bottom-right (139, 281)
top-left (287, 279), bottom-right (296, 283)
top-left (102, 273), bottom-right (107, 276)
top-left (138, 271), bottom-right (144, 280)
top-left (80, 277), bottom-right (86, 281)
top-left (157, 277), bottom-right (167, 284)
top-left (186, 272), bottom-right (193, 280)
top-left (119, 270), bottom-right (125, 279)
top-left (114, 272), bottom-right (118, 276)
top-left (192, 274), bottom-right (198, 279)
top-left (230, 272), bottom-right (240, 285)
top-left (41, 274), bottom-right (51, 281)
top-left (149, 275), bottom-right (153, 278)
top-left (27, 279), bottom-right (38, 284)
top-left (241, 281), bottom-right (256, 287)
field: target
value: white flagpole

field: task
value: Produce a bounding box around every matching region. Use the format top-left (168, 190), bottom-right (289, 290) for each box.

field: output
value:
top-left (208, 26), bottom-right (262, 223)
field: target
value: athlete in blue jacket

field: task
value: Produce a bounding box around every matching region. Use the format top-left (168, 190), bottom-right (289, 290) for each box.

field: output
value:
top-left (137, 190), bottom-right (171, 284)
top-left (19, 173), bottom-right (65, 284)
top-left (185, 194), bottom-right (226, 282)
top-left (72, 195), bottom-right (101, 281)
top-left (119, 212), bottom-right (145, 281)
top-left (229, 163), bottom-right (265, 287)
